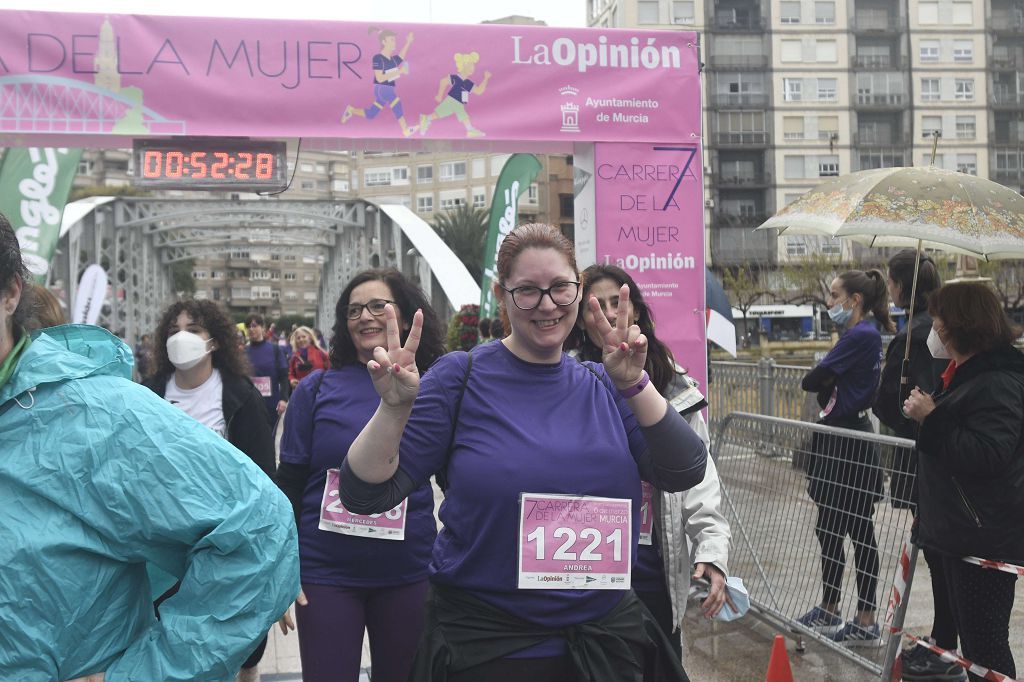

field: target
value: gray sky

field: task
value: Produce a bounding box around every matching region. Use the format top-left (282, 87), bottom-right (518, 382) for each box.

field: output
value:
top-left (0, 0), bottom-right (586, 27)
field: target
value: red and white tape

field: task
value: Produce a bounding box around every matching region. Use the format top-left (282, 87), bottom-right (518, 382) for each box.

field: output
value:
top-left (884, 534), bottom-right (913, 630)
top-left (963, 556), bottom-right (1024, 577)
top-left (902, 633), bottom-right (1019, 682)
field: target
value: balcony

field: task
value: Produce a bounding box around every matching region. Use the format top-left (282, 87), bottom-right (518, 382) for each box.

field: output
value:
top-left (715, 172), bottom-right (771, 187)
top-left (990, 14), bottom-right (1024, 34)
top-left (713, 211), bottom-right (769, 229)
top-left (991, 54), bottom-right (1023, 70)
top-left (711, 93), bottom-right (769, 108)
top-left (992, 89), bottom-right (1024, 107)
top-left (853, 132), bottom-right (909, 147)
top-left (707, 55), bottom-right (769, 70)
top-left (710, 131), bottom-right (770, 147)
top-left (852, 54), bottom-right (901, 70)
top-left (851, 15), bottom-right (902, 33)
top-left (711, 16), bottom-right (765, 31)
top-left (854, 92), bottom-right (905, 108)
top-left (990, 167), bottom-right (1024, 186)
top-left (710, 226), bottom-right (776, 266)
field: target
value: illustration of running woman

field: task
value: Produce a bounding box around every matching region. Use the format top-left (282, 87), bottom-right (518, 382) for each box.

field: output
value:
top-left (419, 52), bottom-right (491, 138)
top-left (342, 28), bottom-right (418, 137)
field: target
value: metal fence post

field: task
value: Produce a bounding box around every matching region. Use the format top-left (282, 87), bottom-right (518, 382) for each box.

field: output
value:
top-left (758, 357), bottom-right (776, 417)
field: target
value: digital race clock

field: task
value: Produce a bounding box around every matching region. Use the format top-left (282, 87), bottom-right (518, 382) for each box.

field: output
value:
top-left (132, 138), bottom-right (289, 192)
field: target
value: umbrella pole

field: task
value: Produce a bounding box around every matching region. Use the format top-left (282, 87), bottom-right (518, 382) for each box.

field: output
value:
top-left (899, 241), bottom-right (923, 416)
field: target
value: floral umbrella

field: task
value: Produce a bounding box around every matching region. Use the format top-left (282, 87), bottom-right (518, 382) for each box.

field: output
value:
top-left (757, 165), bottom-right (1024, 413)
top-left (758, 166), bottom-right (1024, 259)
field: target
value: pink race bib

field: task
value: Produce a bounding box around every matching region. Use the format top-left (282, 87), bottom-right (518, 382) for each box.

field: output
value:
top-left (319, 468), bottom-right (407, 540)
top-left (639, 482), bottom-right (654, 546)
top-left (517, 493), bottom-right (631, 590)
top-left (252, 376), bottom-right (272, 397)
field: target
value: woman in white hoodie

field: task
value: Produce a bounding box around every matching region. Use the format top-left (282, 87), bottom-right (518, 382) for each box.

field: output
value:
top-left (573, 263), bottom-right (732, 659)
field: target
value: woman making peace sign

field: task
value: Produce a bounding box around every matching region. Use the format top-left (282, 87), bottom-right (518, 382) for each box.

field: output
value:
top-left (339, 224), bottom-right (707, 682)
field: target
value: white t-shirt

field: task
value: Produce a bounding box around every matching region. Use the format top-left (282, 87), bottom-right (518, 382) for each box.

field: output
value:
top-left (164, 368), bottom-right (227, 438)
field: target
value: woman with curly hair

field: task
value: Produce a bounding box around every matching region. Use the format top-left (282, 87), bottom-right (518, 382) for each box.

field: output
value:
top-left (143, 298), bottom-right (276, 682)
top-left (275, 268), bottom-right (447, 682)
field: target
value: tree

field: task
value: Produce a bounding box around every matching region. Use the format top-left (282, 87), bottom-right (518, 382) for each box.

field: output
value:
top-left (718, 263), bottom-right (770, 345)
top-left (169, 258), bottom-right (196, 296)
top-left (978, 259), bottom-right (1024, 313)
top-left (431, 204), bottom-right (488, 283)
top-left (777, 252), bottom-right (842, 308)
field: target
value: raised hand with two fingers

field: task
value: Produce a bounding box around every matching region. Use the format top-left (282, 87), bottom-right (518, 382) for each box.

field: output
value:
top-left (588, 283), bottom-right (648, 390)
top-left (367, 304), bottom-right (423, 409)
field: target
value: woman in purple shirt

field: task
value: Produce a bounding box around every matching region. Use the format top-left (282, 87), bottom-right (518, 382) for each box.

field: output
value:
top-left (275, 268), bottom-right (446, 682)
top-left (340, 224), bottom-right (707, 681)
top-left (797, 269), bottom-right (892, 647)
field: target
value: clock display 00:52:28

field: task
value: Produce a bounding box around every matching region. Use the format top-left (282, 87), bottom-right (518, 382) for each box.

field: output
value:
top-left (141, 150), bottom-right (277, 181)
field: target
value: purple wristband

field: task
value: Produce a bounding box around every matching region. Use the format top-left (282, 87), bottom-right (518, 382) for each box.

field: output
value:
top-left (618, 370), bottom-right (650, 399)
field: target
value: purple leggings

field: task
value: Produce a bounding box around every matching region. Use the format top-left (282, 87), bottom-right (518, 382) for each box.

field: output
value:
top-left (296, 580), bottom-right (429, 682)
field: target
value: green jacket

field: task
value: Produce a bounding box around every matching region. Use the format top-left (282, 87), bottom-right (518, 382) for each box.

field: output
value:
top-left (0, 325), bottom-right (299, 681)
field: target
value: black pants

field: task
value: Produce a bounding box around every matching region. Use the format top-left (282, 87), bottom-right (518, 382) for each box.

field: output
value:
top-left (814, 500), bottom-right (879, 612)
top-left (943, 556), bottom-right (1017, 681)
top-left (635, 587), bottom-right (682, 660)
top-left (923, 547), bottom-right (958, 650)
top-left (447, 655), bottom-right (574, 682)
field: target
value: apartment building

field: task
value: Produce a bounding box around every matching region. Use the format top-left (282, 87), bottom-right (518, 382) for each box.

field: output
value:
top-left (588, 0), bottom-right (1024, 266)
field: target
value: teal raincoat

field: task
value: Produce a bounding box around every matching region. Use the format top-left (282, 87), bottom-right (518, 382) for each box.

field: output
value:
top-left (0, 325), bottom-right (300, 681)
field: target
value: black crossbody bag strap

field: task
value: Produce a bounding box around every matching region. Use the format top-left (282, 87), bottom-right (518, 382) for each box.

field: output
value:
top-left (436, 351), bottom-right (473, 492)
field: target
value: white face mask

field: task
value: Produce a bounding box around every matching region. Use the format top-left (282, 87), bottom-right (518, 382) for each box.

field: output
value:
top-left (927, 327), bottom-right (951, 360)
top-left (167, 331), bottom-right (212, 370)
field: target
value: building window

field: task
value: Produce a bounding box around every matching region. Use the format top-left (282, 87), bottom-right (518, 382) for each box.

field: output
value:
top-left (814, 1), bottom-right (835, 24)
top-left (391, 167), bottom-right (409, 184)
top-left (786, 240), bottom-right (809, 258)
top-left (780, 1), bottom-right (801, 23)
top-left (637, 0), bottom-right (659, 23)
top-left (439, 161), bottom-right (467, 181)
top-left (283, 272), bottom-right (297, 282)
top-left (472, 188), bottom-right (487, 208)
top-left (818, 156), bottom-right (840, 177)
top-left (784, 155), bottom-right (805, 179)
top-left (781, 40), bottom-right (802, 62)
top-left (956, 153), bottom-right (977, 175)
top-left (559, 193), bottom-right (575, 217)
top-left (526, 183), bottom-right (539, 204)
top-left (784, 78), bottom-right (803, 102)
top-left (955, 115), bottom-right (976, 139)
top-left (417, 194), bottom-right (433, 212)
top-left (952, 2), bottom-right (972, 24)
top-left (417, 165), bottom-right (433, 182)
top-left (300, 180), bottom-right (315, 190)
top-left (300, 162), bottom-right (313, 173)
top-left (953, 40), bottom-right (973, 63)
top-left (954, 79), bottom-right (974, 101)
top-left (815, 40), bottom-right (837, 63)
top-left (365, 169), bottom-right (391, 187)
top-left (817, 78), bottom-right (837, 102)
top-left (783, 116), bottom-right (805, 140)
top-left (818, 115), bottom-right (839, 140)
top-left (440, 196), bottom-right (467, 211)
top-left (918, 2), bottom-right (939, 24)
top-left (920, 78), bottom-right (940, 102)
top-left (672, 0), bottom-right (694, 23)
top-left (920, 40), bottom-right (939, 62)
top-left (922, 115), bottom-right (942, 138)
top-left (472, 158), bottom-right (486, 178)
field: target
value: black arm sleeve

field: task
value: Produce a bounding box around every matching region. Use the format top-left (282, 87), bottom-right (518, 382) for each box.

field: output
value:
top-left (337, 459), bottom-right (420, 515)
top-left (801, 365), bottom-right (837, 393)
top-left (233, 387), bottom-right (277, 477)
top-left (636, 407), bottom-right (708, 492)
top-left (274, 461), bottom-right (310, 526)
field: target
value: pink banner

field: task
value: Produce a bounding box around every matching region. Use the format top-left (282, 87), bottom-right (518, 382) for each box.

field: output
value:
top-left (594, 141), bottom-right (707, 395)
top-left (0, 11), bottom-right (699, 147)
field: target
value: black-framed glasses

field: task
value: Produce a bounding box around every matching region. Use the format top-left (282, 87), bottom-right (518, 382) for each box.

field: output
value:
top-left (501, 281), bottom-right (580, 311)
top-left (346, 298), bottom-right (396, 320)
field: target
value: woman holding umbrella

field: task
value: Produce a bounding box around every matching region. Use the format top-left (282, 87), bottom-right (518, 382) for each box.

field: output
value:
top-left (904, 281), bottom-right (1024, 681)
top-left (797, 269), bottom-right (892, 646)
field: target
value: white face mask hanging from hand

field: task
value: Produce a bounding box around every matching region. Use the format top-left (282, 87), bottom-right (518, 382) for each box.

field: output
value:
top-left (926, 328), bottom-right (951, 360)
top-left (167, 331), bottom-right (212, 370)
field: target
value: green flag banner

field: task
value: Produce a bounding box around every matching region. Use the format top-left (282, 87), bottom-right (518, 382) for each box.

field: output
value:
top-left (479, 153), bottom-right (542, 319)
top-left (0, 147), bottom-right (82, 282)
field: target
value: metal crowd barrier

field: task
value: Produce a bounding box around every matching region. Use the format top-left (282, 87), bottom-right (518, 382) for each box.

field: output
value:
top-left (708, 359), bottom-right (816, 432)
top-left (712, 412), bottom-right (919, 680)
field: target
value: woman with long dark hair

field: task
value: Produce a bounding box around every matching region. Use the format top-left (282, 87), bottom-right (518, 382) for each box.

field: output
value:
top-left (904, 282), bottom-right (1024, 681)
top-left (144, 299), bottom-right (276, 681)
top-left (573, 264), bottom-right (731, 659)
top-left (797, 269), bottom-right (892, 647)
top-left (274, 268), bottom-right (446, 682)
top-left (873, 251), bottom-right (958, 679)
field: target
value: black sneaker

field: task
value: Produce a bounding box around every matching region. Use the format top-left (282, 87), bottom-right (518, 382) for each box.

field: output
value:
top-left (901, 644), bottom-right (966, 681)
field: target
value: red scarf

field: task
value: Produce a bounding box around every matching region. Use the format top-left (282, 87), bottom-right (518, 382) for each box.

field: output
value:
top-left (940, 359), bottom-right (957, 391)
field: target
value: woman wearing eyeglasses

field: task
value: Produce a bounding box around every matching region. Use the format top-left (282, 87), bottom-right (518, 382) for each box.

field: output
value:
top-left (338, 224), bottom-right (706, 681)
top-left (274, 268), bottom-right (447, 682)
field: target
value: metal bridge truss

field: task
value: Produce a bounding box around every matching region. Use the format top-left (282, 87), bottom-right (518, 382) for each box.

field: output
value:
top-left (54, 198), bottom-right (463, 345)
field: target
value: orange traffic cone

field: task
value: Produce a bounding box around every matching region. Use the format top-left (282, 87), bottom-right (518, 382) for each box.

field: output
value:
top-left (765, 634), bottom-right (794, 682)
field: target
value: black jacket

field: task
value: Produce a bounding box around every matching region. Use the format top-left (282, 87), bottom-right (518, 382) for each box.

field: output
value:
top-left (916, 346), bottom-right (1024, 563)
top-left (873, 311), bottom-right (946, 439)
top-left (144, 370), bottom-right (276, 478)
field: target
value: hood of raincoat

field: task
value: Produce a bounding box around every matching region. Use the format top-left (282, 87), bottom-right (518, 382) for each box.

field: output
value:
top-left (0, 324), bottom-right (133, 406)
